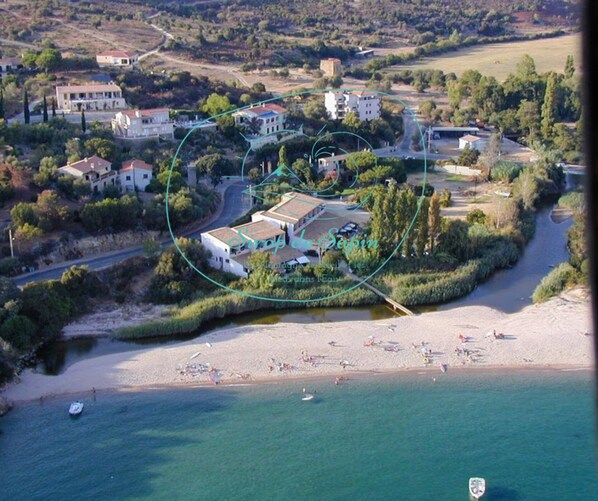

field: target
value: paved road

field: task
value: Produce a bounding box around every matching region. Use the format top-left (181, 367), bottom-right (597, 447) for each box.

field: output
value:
top-left (13, 182), bottom-right (249, 286)
top-left (400, 110), bottom-right (420, 152)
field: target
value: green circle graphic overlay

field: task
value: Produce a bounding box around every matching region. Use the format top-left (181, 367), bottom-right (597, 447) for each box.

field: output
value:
top-left (166, 88), bottom-right (428, 303)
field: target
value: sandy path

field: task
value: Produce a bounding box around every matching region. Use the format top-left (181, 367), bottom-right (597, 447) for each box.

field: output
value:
top-left (2, 290), bottom-right (593, 402)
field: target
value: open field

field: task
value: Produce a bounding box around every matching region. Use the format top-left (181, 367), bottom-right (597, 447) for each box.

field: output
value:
top-left (408, 170), bottom-right (498, 220)
top-left (389, 34), bottom-right (581, 80)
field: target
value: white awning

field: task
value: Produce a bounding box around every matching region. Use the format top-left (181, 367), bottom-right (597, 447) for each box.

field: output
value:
top-left (296, 256), bottom-right (310, 264)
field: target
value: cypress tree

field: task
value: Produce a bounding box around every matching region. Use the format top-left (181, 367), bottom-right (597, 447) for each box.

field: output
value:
top-left (81, 109), bottom-right (86, 132)
top-left (0, 90), bottom-right (4, 120)
top-left (42, 95), bottom-right (48, 122)
top-left (51, 97), bottom-right (56, 117)
top-left (541, 72), bottom-right (558, 140)
top-left (402, 188), bottom-right (418, 257)
top-left (23, 90), bottom-right (30, 124)
top-left (564, 55), bottom-right (575, 79)
top-left (415, 197), bottom-right (430, 257)
top-left (428, 192), bottom-right (441, 255)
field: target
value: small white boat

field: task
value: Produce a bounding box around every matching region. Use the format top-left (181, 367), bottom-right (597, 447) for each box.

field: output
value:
top-left (69, 401), bottom-right (84, 417)
top-left (469, 477), bottom-right (486, 499)
top-left (301, 393), bottom-right (315, 401)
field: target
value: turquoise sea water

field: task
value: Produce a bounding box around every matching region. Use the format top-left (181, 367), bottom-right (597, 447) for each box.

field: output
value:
top-left (1, 371), bottom-right (596, 500)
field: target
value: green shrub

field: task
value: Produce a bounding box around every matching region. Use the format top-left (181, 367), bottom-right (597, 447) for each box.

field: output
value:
top-left (0, 315), bottom-right (37, 351)
top-left (0, 257), bottom-right (21, 276)
top-left (439, 187), bottom-right (452, 207)
top-left (491, 161), bottom-right (523, 182)
top-left (466, 208), bottom-right (486, 224)
top-left (532, 262), bottom-right (578, 303)
top-left (0, 355), bottom-right (14, 385)
top-left (20, 280), bottom-right (74, 340)
top-left (558, 191), bottom-right (585, 212)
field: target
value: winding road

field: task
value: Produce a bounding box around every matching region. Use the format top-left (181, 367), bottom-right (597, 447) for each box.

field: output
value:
top-left (13, 182), bottom-right (250, 286)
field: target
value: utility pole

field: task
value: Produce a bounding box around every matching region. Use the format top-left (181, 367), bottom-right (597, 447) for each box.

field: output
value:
top-left (427, 127), bottom-right (432, 152)
top-left (8, 228), bottom-right (14, 258)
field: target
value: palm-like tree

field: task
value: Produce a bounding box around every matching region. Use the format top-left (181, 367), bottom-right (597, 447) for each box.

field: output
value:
top-left (245, 117), bottom-right (262, 136)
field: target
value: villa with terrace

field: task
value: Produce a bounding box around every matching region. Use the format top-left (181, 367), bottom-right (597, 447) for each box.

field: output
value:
top-left (200, 192), bottom-right (324, 277)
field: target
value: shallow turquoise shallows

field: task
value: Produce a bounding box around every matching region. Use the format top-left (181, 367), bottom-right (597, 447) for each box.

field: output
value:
top-left (1, 371), bottom-right (596, 501)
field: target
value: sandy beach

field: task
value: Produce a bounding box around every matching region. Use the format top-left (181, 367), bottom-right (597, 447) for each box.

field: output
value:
top-left (2, 289), bottom-right (594, 402)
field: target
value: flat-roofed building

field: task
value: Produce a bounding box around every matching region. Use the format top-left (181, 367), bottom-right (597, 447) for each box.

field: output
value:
top-left (57, 155), bottom-right (117, 193)
top-left (251, 191), bottom-right (325, 238)
top-left (201, 220), bottom-right (287, 277)
top-left (55, 83), bottom-right (126, 112)
top-left (429, 126), bottom-right (479, 139)
top-left (112, 108), bottom-right (173, 139)
top-left (96, 50), bottom-right (138, 67)
top-left (320, 58), bottom-right (342, 77)
top-left (325, 91), bottom-right (380, 121)
top-left (201, 192), bottom-right (326, 278)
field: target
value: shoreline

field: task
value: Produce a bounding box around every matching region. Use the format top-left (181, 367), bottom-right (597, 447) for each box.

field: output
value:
top-left (2, 290), bottom-right (593, 405)
top-left (6, 364), bottom-right (595, 405)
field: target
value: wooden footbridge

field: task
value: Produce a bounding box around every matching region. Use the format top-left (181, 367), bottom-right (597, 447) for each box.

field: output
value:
top-left (347, 272), bottom-right (415, 316)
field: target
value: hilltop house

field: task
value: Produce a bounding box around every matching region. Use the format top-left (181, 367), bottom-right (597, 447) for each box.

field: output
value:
top-left (233, 103), bottom-right (290, 149)
top-left (0, 57), bottom-right (22, 79)
top-left (112, 108), bottom-right (174, 140)
top-left (57, 155), bottom-right (117, 193)
top-left (55, 83), bottom-right (127, 112)
top-left (325, 91), bottom-right (380, 121)
top-left (96, 50), bottom-right (138, 67)
top-left (201, 192), bottom-right (323, 277)
top-left (119, 159), bottom-right (153, 192)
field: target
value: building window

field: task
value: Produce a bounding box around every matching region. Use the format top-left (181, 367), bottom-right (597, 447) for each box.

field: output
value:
top-left (126, 175), bottom-right (131, 181)
top-left (143, 174), bottom-right (148, 179)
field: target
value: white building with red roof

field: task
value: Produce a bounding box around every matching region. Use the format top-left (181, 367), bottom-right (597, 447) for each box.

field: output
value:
top-left (57, 155), bottom-right (117, 193)
top-left (96, 50), bottom-right (138, 67)
top-left (119, 159), bottom-right (154, 192)
top-left (233, 103), bottom-right (290, 149)
top-left (458, 134), bottom-right (486, 151)
top-left (112, 108), bottom-right (174, 140)
top-left (55, 83), bottom-right (126, 112)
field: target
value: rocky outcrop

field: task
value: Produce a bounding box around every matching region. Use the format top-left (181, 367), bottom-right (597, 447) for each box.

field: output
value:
top-left (0, 396), bottom-right (13, 416)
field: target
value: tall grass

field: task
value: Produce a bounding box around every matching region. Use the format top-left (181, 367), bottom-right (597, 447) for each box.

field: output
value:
top-left (115, 281), bottom-right (378, 339)
top-left (491, 162), bottom-right (523, 183)
top-left (558, 191), bottom-right (585, 212)
top-left (378, 238), bottom-right (520, 306)
top-left (532, 262), bottom-right (578, 303)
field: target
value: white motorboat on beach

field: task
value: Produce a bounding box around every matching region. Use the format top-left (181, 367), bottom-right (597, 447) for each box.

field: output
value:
top-left (469, 477), bottom-right (486, 499)
top-left (69, 401), bottom-right (84, 417)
